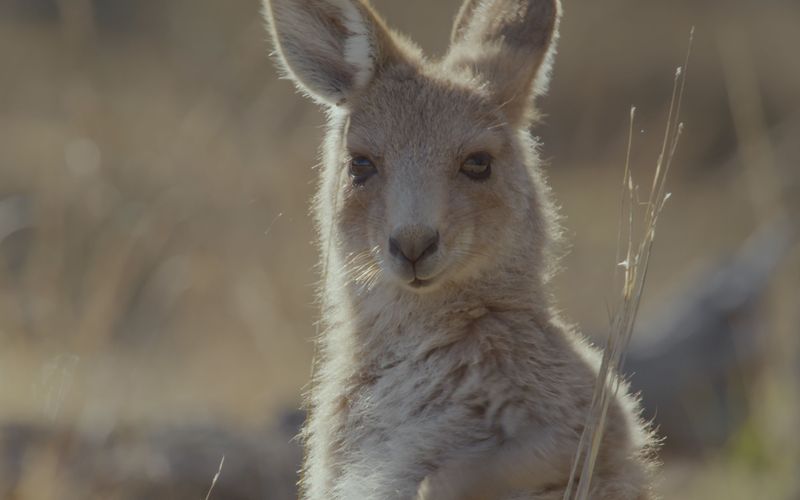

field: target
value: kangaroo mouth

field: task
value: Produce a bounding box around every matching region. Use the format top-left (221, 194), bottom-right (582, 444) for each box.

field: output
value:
top-left (386, 257), bottom-right (444, 292)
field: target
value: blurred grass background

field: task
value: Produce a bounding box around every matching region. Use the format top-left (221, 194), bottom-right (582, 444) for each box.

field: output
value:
top-left (0, 0), bottom-right (797, 498)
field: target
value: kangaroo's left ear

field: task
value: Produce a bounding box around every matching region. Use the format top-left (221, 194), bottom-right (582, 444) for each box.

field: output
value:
top-left (447, 0), bottom-right (561, 125)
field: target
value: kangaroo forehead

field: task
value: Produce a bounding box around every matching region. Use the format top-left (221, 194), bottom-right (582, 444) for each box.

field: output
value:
top-left (347, 71), bottom-right (504, 154)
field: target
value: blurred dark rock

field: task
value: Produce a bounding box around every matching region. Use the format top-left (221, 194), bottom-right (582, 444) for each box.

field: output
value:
top-left (625, 219), bottom-right (796, 454)
top-left (0, 416), bottom-right (302, 500)
top-left (1, 0), bottom-right (60, 23)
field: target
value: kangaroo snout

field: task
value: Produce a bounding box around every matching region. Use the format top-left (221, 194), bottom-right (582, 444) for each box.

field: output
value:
top-left (388, 225), bottom-right (439, 266)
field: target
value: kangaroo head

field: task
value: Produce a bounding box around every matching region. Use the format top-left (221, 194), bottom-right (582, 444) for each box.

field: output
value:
top-left (264, 0), bottom-right (561, 294)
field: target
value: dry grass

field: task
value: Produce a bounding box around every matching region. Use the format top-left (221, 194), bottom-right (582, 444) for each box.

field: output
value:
top-left (565, 30), bottom-right (693, 499)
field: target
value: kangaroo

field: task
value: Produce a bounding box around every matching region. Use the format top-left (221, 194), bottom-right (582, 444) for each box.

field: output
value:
top-left (261, 0), bottom-right (655, 498)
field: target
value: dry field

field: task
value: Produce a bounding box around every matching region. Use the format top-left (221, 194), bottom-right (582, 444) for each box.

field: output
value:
top-left (0, 0), bottom-right (798, 498)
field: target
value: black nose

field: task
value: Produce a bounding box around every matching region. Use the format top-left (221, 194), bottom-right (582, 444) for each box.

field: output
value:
top-left (389, 226), bottom-right (439, 265)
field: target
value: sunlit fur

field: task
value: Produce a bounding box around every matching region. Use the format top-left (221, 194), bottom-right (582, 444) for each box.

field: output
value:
top-left (262, 0), bottom-right (655, 498)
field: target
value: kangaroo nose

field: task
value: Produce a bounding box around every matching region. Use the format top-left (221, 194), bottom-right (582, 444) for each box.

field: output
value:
top-left (389, 226), bottom-right (439, 265)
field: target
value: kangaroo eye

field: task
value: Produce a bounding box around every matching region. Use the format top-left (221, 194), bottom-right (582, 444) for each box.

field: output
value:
top-left (349, 155), bottom-right (377, 185)
top-left (461, 152), bottom-right (492, 181)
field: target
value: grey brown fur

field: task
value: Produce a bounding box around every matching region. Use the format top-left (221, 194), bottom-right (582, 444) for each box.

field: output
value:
top-left (261, 0), bottom-right (655, 498)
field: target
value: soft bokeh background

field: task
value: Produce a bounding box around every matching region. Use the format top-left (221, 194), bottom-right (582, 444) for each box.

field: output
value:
top-left (0, 0), bottom-right (797, 498)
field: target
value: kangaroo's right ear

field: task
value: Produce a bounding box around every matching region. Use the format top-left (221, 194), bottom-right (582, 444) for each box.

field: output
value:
top-left (263, 0), bottom-right (397, 107)
top-left (448, 0), bottom-right (561, 125)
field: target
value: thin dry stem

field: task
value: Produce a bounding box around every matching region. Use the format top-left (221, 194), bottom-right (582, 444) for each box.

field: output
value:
top-left (563, 27), bottom-right (694, 500)
top-left (204, 455), bottom-right (225, 500)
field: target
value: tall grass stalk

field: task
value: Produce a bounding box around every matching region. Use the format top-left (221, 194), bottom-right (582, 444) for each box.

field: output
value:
top-left (563, 28), bottom-right (694, 500)
top-left (204, 455), bottom-right (225, 500)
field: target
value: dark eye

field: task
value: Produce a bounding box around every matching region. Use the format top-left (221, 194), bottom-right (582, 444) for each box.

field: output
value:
top-left (349, 155), bottom-right (377, 185)
top-left (461, 152), bottom-right (492, 181)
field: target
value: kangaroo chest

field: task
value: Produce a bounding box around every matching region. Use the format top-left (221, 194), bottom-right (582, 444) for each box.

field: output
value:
top-left (332, 335), bottom-right (503, 463)
top-left (321, 349), bottom-right (501, 498)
